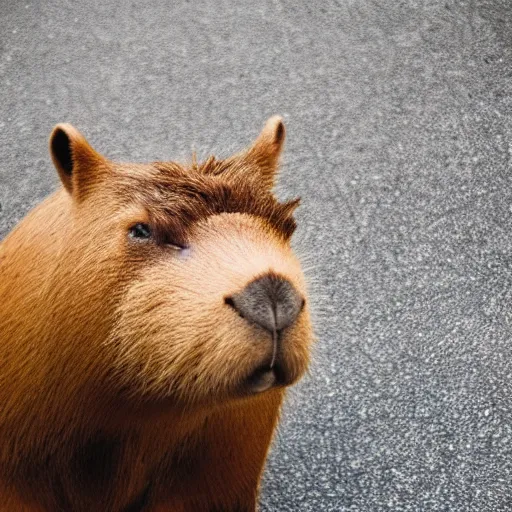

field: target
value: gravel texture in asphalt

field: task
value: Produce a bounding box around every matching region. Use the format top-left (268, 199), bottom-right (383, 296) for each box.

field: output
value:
top-left (2, 1), bottom-right (512, 510)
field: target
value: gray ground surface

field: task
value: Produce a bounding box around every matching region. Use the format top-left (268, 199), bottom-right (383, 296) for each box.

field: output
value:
top-left (2, 1), bottom-right (512, 510)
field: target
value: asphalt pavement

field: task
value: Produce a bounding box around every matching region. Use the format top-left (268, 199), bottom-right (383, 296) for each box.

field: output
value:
top-left (2, 1), bottom-right (512, 510)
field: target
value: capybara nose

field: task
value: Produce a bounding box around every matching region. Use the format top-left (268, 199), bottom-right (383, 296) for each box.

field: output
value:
top-left (225, 274), bottom-right (304, 333)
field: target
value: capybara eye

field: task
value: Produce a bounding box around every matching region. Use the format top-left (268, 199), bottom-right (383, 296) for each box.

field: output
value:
top-left (128, 223), bottom-right (151, 240)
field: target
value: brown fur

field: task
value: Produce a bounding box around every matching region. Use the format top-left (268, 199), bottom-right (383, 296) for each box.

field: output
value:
top-left (0, 117), bottom-right (313, 511)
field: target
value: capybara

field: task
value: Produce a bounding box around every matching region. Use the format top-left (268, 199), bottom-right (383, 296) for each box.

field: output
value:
top-left (0, 116), bottom-right (313, 511)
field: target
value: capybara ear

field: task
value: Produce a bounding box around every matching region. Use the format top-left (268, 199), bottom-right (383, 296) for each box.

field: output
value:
top-left (49, 123), bottom-right (106, 197)
top-left (243, 115), bottom-right (286, 188)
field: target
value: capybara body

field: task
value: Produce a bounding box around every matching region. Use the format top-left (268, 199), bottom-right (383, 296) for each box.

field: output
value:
top-left (0, 117), bottom-right (313, 511)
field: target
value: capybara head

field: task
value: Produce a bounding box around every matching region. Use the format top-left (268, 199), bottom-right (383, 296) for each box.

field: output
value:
top-left (48, 117), bottom-right (313, 410)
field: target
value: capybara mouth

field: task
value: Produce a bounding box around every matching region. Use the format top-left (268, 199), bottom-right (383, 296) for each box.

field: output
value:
top-left (245, 362), bottom-right (289, 394)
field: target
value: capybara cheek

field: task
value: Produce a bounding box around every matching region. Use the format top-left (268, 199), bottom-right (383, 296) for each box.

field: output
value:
top-left (105, 283), bottom-right (270, 404)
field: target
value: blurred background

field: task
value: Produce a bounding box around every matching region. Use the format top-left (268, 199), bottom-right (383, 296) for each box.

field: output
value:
top-left (2, 1), bottom-right (512, 510)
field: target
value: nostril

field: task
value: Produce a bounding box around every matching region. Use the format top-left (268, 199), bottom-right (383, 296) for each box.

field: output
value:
top-left (225, 295), bottom-right (248, 321)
